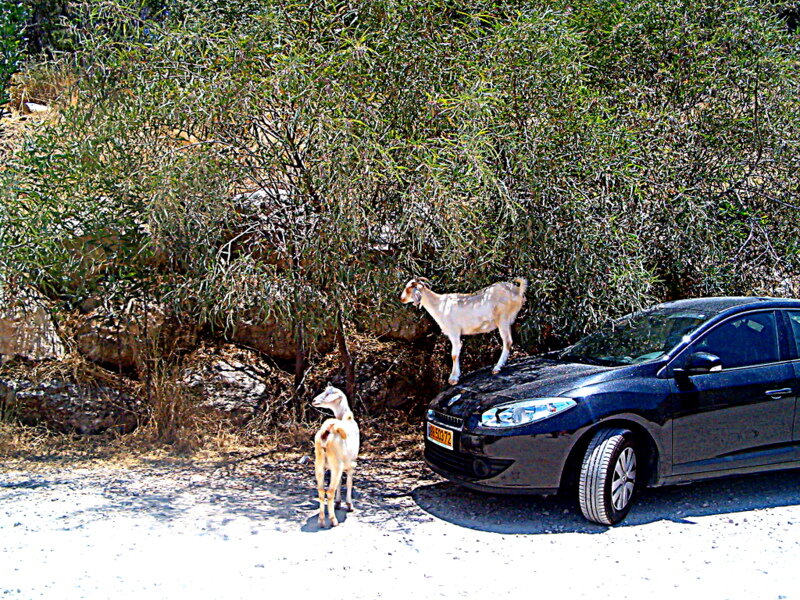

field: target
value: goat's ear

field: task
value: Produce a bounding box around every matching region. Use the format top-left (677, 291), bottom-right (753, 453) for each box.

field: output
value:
top-left (416, 277), bottom-right (432, 289)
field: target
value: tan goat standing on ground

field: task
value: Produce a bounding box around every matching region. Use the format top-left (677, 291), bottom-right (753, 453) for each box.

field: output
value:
top-left (400, 277), bottom-right (528, 385)
top-left (312, 386), bottom-right (360, 528)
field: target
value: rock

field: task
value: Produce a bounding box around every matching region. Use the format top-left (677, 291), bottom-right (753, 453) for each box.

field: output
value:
top-left (230, 188), bottom-right (319, 270)
top-left (229, 315), bottom-right (333, 361)
top-left (334, 338), bottom-right (444, 414)
top-left (22, 102), bottom-right (50, 114)
top-left (2, 378), bottom-right (141, 435)
top-left (0, 289), bottom-right (66, 363)
top-left (75, 303), bottom-right (196, 372)
top-left (75, 304), bottom-right (164, 371)
top-left (232, 188), bottom-right (293, 215)
top-left (228, 316), bottom-right (296, 361)
top-left (358, 308), bottom-right (434, 342)
top-left (181, 345), bottom-right (292, 424)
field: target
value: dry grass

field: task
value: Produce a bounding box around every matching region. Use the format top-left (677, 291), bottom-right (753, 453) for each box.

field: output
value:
top-left (1, 64), bottom-right (77, 167)
top-left (0, 288), bottom-right (433, 467)
top-left (0, 325), bottom-right (448, 471)
top-left (131, 361), bottom-right (205, 453)
top-left (8, 63), bottom-right (78, 110)
top-left (0, 410), bottom-right (424, 476)
top-left (0, 334), bottom-right (426, 462)
top-left (1, 67), bottom-right (72, 156)
top-left (0, 109), bottom-right (41, 165)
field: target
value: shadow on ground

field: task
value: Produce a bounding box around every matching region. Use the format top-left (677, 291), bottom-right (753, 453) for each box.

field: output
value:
top-left (0, 455), bottom-right (439, 535)
top-left (411, 468), bottom-right (800, 534)
top-left (4, 456), bottom-right (798, 537)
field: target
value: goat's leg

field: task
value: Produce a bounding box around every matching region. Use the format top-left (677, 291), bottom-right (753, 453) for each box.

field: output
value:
top-left (334, 480), bottom-right (342, 509)
top-left (344, 468), bottom-right (354, 511)
top-left (448, 334), bottom-right (463, 385)
top-left (327, 461), bottom-right (345, 527)
top-left (314, 449), bottom-right (327, 527)
top-left (493, 323), bottom-right (513, 374)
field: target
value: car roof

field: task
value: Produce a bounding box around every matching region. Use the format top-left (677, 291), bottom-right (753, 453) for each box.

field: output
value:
top-left (654, 296), bottom-right (800, 315)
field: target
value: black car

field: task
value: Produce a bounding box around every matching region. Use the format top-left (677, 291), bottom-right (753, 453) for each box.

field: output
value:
top-left (424, 297), bottom-right (800, 525)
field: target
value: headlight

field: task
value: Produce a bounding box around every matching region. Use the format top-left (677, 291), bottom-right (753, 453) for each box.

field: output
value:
top-left (480, 398), bottom-right (577, 428)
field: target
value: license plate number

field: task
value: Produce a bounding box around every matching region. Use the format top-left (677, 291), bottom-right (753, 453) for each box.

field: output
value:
top-left (427, 422), bottom-right (454, 450)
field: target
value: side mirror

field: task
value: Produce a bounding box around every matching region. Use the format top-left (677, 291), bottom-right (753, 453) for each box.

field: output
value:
top-left (674, 352), bottom-right (722, 377)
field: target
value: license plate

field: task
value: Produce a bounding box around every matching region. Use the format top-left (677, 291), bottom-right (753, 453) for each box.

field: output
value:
top-left (427, 422), bottom-right (454, 451)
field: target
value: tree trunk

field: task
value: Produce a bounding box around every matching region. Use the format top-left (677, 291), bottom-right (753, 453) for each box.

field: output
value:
top-left (294, 322), bottom-right (307, 392)
top-left (336, 311), bottom-right (355, 400)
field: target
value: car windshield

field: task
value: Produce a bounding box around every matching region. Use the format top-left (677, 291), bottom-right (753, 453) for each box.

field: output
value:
top-left (560, 308), bottom-right (709, 367)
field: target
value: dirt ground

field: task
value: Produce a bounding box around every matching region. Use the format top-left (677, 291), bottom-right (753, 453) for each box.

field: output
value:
top-left (2, 445), bottom-right (800, 600)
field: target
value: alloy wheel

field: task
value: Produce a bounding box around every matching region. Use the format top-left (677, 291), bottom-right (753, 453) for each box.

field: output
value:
top-left (611, 446), bottom-right (636, 511)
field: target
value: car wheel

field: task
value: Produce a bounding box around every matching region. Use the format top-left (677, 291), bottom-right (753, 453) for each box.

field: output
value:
top-left (578, 428), bottom-right (638, 525)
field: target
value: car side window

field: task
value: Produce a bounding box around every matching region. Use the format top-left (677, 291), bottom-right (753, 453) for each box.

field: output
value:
top-left (786, 311), bottom-right (800, 358)
top-left (693, 312), bottom-right (779, 369)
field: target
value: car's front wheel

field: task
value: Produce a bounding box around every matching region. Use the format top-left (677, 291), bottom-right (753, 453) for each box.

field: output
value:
top-left (578, 428), bottom-right (639, 525)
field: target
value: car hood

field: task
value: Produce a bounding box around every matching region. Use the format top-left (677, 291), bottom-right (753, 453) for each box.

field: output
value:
top-left (430, 356), bottom-right (617, 418)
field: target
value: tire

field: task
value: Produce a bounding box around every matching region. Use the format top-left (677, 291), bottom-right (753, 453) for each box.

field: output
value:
top-left (578, 428), bottom-right (639, 525)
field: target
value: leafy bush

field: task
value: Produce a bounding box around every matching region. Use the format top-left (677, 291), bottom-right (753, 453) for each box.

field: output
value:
top-left (1, 0), bottom-right (799, 358)
top-left (0, 1), bottom-right (27, 105)
top-left (23, 0), bottom-right (77, 55)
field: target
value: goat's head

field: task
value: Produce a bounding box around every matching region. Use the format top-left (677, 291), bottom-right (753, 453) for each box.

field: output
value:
top-left (312, 385), bottom-right (348, 412)
top-left (400, 277), bottom-right (431, 308)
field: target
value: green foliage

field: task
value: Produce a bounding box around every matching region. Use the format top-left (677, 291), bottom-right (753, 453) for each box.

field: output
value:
top-left (20, 0), bottom-right (72, 54)
top-left (2, 0), bottom-right (799, 350)
top-left (0, 1), bottom-right (27, 105)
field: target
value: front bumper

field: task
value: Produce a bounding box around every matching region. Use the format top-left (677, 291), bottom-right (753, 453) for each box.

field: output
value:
top-left (423, 415), bottom-right (576, 495)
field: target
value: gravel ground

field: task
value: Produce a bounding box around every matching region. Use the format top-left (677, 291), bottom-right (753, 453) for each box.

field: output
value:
top-left (1, 453), bottom-right (799, 600)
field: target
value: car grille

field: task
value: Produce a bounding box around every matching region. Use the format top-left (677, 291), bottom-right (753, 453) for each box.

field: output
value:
top-left (424, 440), bottom-right (513, 481)
top-left (428, 411), bottom-right (464, 429)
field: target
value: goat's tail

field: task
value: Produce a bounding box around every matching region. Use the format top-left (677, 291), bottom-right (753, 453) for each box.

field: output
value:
top-left (513, 277), bottom-right (528, 298)
top-left (319, 419), bottom-right (348, 448)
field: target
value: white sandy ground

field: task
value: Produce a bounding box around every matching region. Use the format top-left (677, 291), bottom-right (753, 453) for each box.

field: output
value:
top-left (1, 455), bottom-right (799, 600)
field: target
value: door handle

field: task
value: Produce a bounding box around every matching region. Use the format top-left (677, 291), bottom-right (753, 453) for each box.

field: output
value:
top-left (765, 388), bottom-right (792, 399)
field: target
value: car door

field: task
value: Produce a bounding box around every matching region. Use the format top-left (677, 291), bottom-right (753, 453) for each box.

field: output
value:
top-left (670, 310), bottom-right (797, 475)
top-left (783, 310), bottom-right (800, 444)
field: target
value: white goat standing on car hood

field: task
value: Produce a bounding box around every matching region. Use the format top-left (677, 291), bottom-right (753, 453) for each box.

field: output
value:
top-left (400, 277), bottom-right (527, 385)
top-left (312, 386), bottom-right (360, 528)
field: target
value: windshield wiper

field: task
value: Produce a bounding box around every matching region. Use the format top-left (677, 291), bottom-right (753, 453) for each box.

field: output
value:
top-left (558, 353), bottom-right (616, 367)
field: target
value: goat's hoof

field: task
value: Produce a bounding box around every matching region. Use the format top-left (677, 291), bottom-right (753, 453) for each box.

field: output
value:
top-left (330, 519), bottom-right (339, 527)
top-left (345, 503), bottom-right (354, 512)
top-left (492, 368), bottom-right (501, 374)
top-left (448, 378), bottom-right (459, 385)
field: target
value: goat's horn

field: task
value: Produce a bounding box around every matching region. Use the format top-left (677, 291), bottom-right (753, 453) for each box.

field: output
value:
top-left (415, 277), bottom-right (432, 288)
